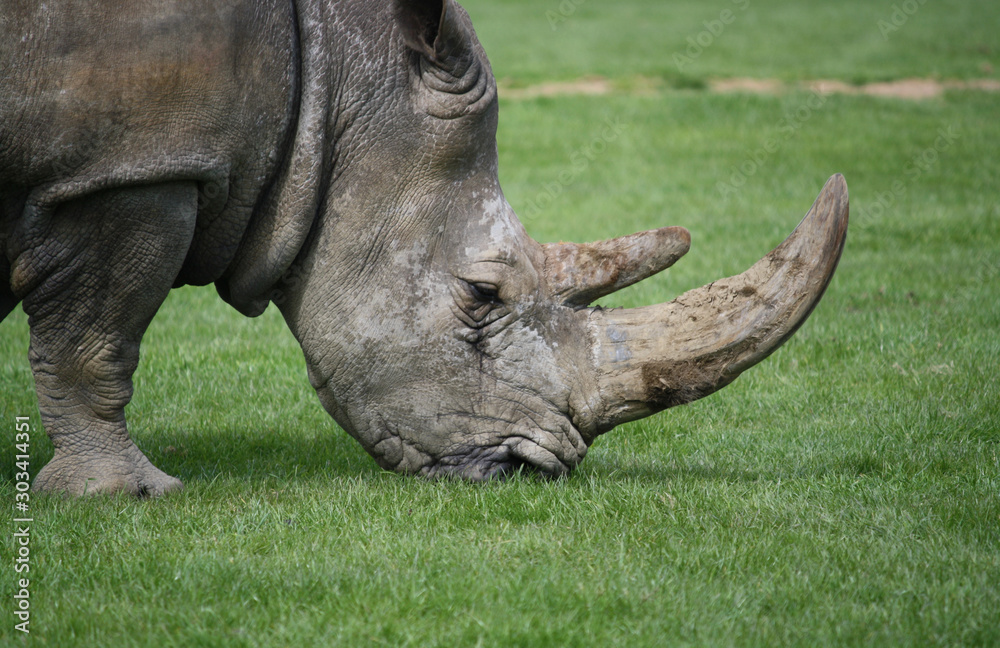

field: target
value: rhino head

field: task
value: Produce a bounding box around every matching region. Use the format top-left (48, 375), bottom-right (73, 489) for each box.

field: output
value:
top-left (273, 0), bottom-right (849, 480)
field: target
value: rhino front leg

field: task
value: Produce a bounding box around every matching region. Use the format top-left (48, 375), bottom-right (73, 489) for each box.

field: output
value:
top-left (14, 182), bottom-right (198, 497)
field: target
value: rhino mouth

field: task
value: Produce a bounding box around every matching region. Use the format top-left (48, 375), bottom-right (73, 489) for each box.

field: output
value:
top-left (414, 414), bottom-right (589, 482)
top-left (419, 442), bottom-right (571, 481)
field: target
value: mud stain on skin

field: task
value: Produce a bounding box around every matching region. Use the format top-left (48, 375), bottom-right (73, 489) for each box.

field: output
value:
top-left (641, 359), bottom-right (733, 411)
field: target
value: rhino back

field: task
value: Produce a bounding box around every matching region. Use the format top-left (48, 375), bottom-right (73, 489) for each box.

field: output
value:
top-left (1, 0), bottom-right (298, 286)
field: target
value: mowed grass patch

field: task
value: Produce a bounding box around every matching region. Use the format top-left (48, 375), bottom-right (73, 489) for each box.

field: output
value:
top-left (2, 87), bottom-right (998, 646)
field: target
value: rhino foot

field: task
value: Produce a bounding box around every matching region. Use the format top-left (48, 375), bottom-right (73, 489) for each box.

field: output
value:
top-left (15, 182), bottom-right (198, 498)
top-left (33, 448), bottom-right (183, 498)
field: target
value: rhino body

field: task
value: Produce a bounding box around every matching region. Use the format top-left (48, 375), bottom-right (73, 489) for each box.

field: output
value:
top-left (0, 0), bottom-right (848, 496)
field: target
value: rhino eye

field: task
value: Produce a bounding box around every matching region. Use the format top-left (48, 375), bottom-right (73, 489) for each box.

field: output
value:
top-left (469, 282), bottom-right (502, 305)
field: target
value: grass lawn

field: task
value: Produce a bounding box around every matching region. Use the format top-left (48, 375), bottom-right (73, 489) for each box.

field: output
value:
top-left (467, 0), bottom-right (997, 84)
top-left (2, 1), bottom-right (999, 646)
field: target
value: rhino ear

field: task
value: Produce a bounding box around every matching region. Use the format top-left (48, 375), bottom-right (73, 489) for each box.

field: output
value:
top-left (394, 0), bottom-right (494, 117)
top-left (394, 0), bottom-right (445, 59)
top-left (395, 0), bottom-right (475, 71)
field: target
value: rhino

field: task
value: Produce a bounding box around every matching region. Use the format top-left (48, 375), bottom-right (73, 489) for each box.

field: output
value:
top-left (0, 0), bottom-right (848, 497)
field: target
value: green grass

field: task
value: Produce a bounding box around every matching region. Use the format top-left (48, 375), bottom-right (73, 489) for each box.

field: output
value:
top-left (464, 0), bottom-right (999, 84)
top-left (2, 1), bottom-right (1000, 646)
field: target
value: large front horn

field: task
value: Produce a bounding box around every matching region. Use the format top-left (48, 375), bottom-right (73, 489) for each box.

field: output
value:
top-left (588, 174), bottom-right (849, 433)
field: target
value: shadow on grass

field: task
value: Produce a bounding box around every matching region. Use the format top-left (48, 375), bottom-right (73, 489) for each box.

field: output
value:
top-left (141, 424), bottom-right (382, 486)
top-left (11, 421), bottom-right (895, 491)
top-left (1, 424), bottom-right (378, 485)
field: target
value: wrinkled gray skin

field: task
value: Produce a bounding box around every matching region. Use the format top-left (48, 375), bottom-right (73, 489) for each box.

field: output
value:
top-left (1, 0), bottom-right (848, 496)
